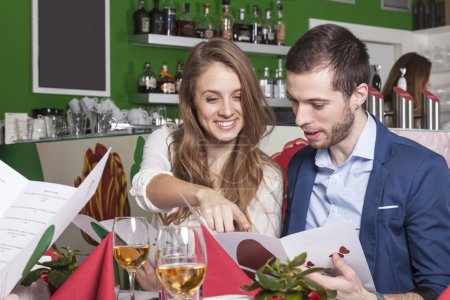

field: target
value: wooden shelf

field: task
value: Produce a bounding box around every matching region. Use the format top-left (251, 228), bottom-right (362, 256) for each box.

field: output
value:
top-left (131, 93), bottom-right (292, 107)
top-left (130, 34), bottom-right (290, 56)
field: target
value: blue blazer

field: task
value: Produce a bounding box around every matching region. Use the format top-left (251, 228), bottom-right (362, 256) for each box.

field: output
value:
top-left (282, 117), bottom-right (450, 295)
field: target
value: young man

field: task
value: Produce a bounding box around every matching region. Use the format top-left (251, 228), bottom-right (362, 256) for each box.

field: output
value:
top-left (282, 24), bottom-right (450, 300)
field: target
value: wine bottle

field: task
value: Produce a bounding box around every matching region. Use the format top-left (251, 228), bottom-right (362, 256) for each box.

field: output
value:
top-left (157, 64), bottom-right (176, 94)
top-left (176, 3), bottom-right (196, 37)
top-left (220, 0), bottom-right (234, 40)
top-left (196, 2), bottom-right (216, 39)
top-left (275, 0), bottom-right (286, 46)
top-left (138, 62), bottom-right (157, 93)
top-left (133, 0), bottom-right (150, 34)
top-left (150, 0), bottom-right (164, 34)
top-left (262, 9), bottom-right (275, 45)
top-left (233, 8), bottom-right (252, 42)
top-left (251, 5), bottom-right (263, 44)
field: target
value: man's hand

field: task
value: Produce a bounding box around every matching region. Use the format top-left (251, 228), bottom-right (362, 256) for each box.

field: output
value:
top-left (196, 188), bottom-right (250, 233)
top-left (305, 253), bottom-right (375, 300)
top-left (136, 261), bottom-right (158, 292)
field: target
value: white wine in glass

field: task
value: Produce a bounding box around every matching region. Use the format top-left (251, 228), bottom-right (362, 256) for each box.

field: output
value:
top-left (155, 225), bottom-right (207, 300)
top-left (113, 217), bottom-right (150, 300)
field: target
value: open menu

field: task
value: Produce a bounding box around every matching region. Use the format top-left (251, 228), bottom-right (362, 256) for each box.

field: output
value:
top-left (0, 149), bottom-right (110, 298)
top-left (215, 221), bottom-right (375, 292)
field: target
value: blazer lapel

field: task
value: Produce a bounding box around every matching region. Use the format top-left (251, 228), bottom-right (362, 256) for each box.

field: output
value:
top-left (360, 117), bottom-right (392, 274)
top-left (288, 155), bottom-right (317, 234)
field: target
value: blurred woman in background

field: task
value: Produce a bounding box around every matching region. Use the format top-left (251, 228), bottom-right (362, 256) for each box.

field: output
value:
top-left (382, 52), bottom-right (431, 128)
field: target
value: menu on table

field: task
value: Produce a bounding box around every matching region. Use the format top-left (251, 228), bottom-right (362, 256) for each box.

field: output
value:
top-left (0, 149), bottom-right (110, 298)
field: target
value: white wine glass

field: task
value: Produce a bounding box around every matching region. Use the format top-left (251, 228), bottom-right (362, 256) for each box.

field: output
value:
top-left (155, 225), bottom-right (207, 300)
top-left (113, 217), bottom-right (150, 300)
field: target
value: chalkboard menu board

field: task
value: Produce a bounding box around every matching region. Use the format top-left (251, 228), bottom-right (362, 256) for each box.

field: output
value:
top-left (32, 0), bottom-right (110, 96)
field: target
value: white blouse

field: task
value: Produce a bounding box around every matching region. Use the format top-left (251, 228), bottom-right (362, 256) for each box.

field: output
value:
top-left (130, 125), bottom-right (284, 237)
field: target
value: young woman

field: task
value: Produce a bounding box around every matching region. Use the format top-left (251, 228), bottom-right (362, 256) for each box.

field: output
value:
top-left (130, 38), bottom-right (283, 237)
top-left (382, 52), bottom-right (432, 128)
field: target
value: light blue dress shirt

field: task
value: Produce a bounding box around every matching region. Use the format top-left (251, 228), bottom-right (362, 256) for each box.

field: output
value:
top-left (305, 113), bottom-right (377, 234)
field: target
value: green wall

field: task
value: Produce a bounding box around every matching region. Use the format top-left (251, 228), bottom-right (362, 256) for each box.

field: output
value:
top-left (0, 0), bottom-right (413, 118)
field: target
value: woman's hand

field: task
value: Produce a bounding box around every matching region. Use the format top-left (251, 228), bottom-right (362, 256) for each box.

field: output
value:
top-left (136, 261), bottom-right (158, 292)
top-left (196, 188), bottom-right (250, 233)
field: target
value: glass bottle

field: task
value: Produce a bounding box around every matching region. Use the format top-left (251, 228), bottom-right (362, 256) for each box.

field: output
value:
top-left (260, 67), bottom-right (273, 98)
top-left (428, 0), bottom-right (437, 28)
top-left (274, 57), bottom-right (286, 98)
top-left (157, 64), bottom-right (176, 94)
top-left (262, 9), bottom-right (275, 45)
top-left (372, 65), bottom-right (382, 91)
top-left (196, 2), bottom-right (216, 39)
top-left (175, 61), bottom-right (183, 93)
top-left (176, 3), bottom-right (196, 37)
top-left (133, 0), bottom-right (150, 34)
top-left (150, 0), bottom-right (164, 34)
top-left (251, 5), bottom-right (263, 44)
top-left (162, 0), bottom-right (176, 36)
top-left (275, 0), bottom-right (286, 46)
top-left (138, 62), bottom-right (157, 93)
top-left (220, 0), bottom-right (234, 40)
top-left (414, 0), bottom-right (425, 30)
top-left (233, 8), bottom-right (252, 42)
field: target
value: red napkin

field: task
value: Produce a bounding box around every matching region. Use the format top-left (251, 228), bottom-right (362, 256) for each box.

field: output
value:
top-left (201, 225), bottom-right (257, 297)
top-left (438, 285), bottom-right (450, 300)
top-left (51, 233), bottom-right (114, 300)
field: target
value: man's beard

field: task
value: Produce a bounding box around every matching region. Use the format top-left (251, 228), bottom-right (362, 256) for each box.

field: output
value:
top-left (317, 103), bottom-right (355, 149)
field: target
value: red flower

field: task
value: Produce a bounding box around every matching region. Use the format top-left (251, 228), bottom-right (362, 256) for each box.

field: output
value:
top-left (308, 291), bottom-right (320, 300)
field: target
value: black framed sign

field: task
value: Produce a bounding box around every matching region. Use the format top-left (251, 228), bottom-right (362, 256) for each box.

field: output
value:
top-left (32, 0), bottom-right (110, 97)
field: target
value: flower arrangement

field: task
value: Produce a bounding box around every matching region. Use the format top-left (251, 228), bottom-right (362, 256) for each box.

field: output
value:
top-left (241, 252), bottom-right (337, 300)
top-left (21, 246), bottom-right (81, 294)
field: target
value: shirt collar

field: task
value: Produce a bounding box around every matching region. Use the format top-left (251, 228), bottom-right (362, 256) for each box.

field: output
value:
top-left (315, 112), bottom-right (376, 168)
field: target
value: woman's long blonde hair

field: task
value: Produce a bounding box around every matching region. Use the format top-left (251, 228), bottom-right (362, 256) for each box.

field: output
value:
top-left (164, 38), bottom-right (278, 225)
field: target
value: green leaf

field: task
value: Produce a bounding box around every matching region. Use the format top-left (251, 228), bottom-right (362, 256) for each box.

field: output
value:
top-left (283, 292), bottom-right (304, 300)
top-left (301, 279), bottom-right (321, 291)
top-left (298, 267), bottom-right (325, 277)
top-left (48, 270), bottom-right (73, 288)
top-left (21, 268), bottom-right (49, 286)
top-left (240, 281), bottom-right (261, 292)
top-left (326, 289), bottom-right (337, 298)
top-left (289, 253), bottom-right (307, 268)
top-left (256, 269), bottom-right (282, 291)
top-left (255, 289), bottom-right (281, 300)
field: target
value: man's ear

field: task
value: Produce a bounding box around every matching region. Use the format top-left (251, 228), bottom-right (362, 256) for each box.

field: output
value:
top-left (352, 83), bottom-right (368, 110)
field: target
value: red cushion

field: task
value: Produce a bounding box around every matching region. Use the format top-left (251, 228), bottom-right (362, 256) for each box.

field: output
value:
top-left (271, 138), bottom-right (309, 221)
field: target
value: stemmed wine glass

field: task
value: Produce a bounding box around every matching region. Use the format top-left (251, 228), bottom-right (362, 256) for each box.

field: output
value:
top-left (113, 217), bottom-right (150, 300)
top-left (155, 225), bottom-right (207, 300)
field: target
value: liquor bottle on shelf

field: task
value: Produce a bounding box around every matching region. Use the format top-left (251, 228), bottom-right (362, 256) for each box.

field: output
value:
top-left (251, 5), bottom-right (263, 44)
top-left (162, 0), bottom-right (176, 36)
top-left (274, 57), bottom-right (286, 98)
top-left (220, 0), bottom-right (234, 40)
top-left (413, 0), bottom-right (425, 30)
top-left (175, 61), bottom-right (183, 93)
top-left (262, 9), bottom-right (275, 45)
top-left (157, 64), bottom-right (176, 94)
top-left (275, 0), bottom-right (285, 46)
top-left (138, 62), bottom-right (157, 93)
top-left (133, 0), bottom-right (150, 34)
top-left (196, 2), bottom-right (217, 39)
top-left (196, 2), bottom-right (216, 39)
top-left (233, 8), bottom-right (252, 42)
top-left (176, 3), bottom-right (196, 37)
top-left (150, 0), bottom-right (164, 34)
top-left (260, 67), bottom-right (274, 98)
